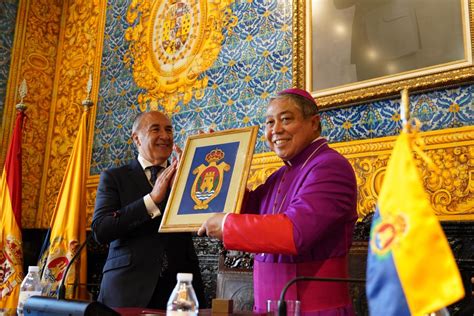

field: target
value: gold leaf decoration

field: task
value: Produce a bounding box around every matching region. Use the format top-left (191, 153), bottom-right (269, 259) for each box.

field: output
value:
top-left (12, 0), bottom-right (63, 228)
top-left (124, 0), bottom-right (237, 113)
top-left (247, 127), bottom-right (474, 221)
top-left (37, 0), bottom-right (104, 227)
top-left (86, 127), bottom-right (473, 225)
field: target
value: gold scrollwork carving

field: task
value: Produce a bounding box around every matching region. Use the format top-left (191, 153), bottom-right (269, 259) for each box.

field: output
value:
top-left (5, 0), bottom-right (64, 228)
top-left (124, 0), bottom-right (237, 113)
top-left (421, 146), bottom-right (473, 216)
top-left (86, 177), bottom-right (100, 226)
top-left (38, 0), bottom-right (105, 227)
top-left (350, 156), bottom-right (390, 219)
top-left (247, 127), bottom-right (474, 220)
top-left (315, 68), bottom-right (474, 108)
top-left (292, 0), bottom-right (305, 89)
top-left (85, 127), bottom-right (473, 224)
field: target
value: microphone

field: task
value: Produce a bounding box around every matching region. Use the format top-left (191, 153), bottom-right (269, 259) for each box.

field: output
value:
top-left (57, 233), bottom-right (93, 300)
top-left (24, 233), bottom-right (119, 316)
top-left (277, 276), bottom-right (366, 316)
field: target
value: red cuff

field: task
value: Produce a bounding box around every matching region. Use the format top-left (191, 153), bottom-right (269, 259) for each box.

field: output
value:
top-left (223, 214), bottom-right (297, 255)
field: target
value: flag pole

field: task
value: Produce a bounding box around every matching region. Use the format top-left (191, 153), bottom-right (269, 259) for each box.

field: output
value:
top-left (400, 88), bottom-right (410, 133)
top-left (77, 72), bottom-right (93, 299)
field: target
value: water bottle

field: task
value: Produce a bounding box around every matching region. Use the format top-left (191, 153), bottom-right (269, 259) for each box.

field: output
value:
top-left (17, 266), bottom-right (42, 316)
top-left (166, 273), bottom-right (199, 316)
top-left (426, 307), bottom-right (450, 316)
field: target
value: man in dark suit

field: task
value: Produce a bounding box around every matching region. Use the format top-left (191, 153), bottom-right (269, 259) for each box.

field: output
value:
top-left (92, 111), bottom-right (205, 309)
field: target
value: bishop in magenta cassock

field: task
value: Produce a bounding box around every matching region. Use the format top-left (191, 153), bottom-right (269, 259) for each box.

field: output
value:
top-left (199, 88), bottom-right (358, 315)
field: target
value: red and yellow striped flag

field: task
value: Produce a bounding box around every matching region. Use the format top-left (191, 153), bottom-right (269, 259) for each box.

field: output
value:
top-left (0, 110), bottom-right (26, 309)
top-left (39, 109), bottom-right (89, 299)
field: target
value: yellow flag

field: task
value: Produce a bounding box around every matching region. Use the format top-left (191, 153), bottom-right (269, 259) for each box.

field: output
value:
top-left (0, 111), bottom-right (26, 310)
top-left (39, 110), bottom-right (88, 299)
top-left (367, 131), bottom-right (464, 315)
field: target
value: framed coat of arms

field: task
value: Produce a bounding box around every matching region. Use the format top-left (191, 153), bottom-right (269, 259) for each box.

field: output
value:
top-left (159, 126), bottom-right (258, 232)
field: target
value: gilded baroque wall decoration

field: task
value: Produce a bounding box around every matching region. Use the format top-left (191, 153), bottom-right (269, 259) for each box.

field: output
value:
top-left (1, 0), bottom-right (63, 228)
top-left (37, 0), bottom-right (106, 227)
top-left (246, 126), bottom-right (474, 221)
top-left (86, 126), bottom-right (473, 223)
top-left (422, 137), bottom-right (473, 217)
top-left (86, 176), bottom-right (99, 228)
top-left (92, 0), bottom-right (293, 173)
top-left (124, 0), bottom-right (238, 113)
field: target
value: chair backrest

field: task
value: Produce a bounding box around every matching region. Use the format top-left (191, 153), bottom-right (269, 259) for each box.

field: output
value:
top-left (215, 251), bottom-right (254, 312)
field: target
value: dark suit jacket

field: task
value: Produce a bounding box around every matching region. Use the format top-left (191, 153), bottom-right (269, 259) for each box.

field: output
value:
top-left (92, 159), bottom-right (205, 308)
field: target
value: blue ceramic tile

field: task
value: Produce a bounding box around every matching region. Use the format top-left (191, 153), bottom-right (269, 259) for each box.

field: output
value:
top-left (0, 1), bottom-right (18, 120)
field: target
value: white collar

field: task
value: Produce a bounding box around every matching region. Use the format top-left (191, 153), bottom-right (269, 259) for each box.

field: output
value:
top-left (137, 154), bottom-right (167, 170)
top-left (285, 136), bottom-right (325, 167)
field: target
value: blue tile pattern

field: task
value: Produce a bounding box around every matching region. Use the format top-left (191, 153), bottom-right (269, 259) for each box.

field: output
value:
top-left (91, 0), bottom-right (146, 173)
top-left (321, 84), bottom-right (474, 143)
top-left (92, 0), bottom-right (473, 175)
top-left (92, 0), bottom-right (293, 174)
top-left (0, 1), bottom-right (18, 121)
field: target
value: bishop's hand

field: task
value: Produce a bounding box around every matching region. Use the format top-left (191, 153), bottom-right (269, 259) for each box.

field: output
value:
top-left (197, 213), bottom-right (226, 240)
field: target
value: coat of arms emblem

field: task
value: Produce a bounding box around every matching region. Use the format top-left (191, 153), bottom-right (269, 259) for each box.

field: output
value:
top-left (191, 148), bottom-right (230, 209)
top-left (0, 235), bottom-right (23, 299)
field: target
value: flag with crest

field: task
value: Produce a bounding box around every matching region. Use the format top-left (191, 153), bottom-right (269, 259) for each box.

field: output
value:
top-left (366, 130), bottom-right (464, 315)
top-left (0, 109), bottom-right (26, 309)
top-left (38, 108), bottom-right (89, 299)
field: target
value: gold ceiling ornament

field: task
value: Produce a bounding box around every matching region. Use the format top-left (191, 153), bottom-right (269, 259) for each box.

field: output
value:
top-left (124, 0), bottom-right (237, 113)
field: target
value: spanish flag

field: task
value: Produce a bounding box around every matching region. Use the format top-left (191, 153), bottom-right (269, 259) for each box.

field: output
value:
top-left (366, 131), bottom-right (464, 315)
top-left (39, 108), bottom-right (89, 299)
top-left (0, 110), bottom-right (25, 309)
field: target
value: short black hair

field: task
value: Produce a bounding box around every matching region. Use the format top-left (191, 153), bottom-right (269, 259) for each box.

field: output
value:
top-left (270, 93), bottom-right (319, 119)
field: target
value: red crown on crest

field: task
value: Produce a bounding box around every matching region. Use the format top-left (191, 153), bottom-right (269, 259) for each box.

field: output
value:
top-left (205, 148), bottom-right (225, 163)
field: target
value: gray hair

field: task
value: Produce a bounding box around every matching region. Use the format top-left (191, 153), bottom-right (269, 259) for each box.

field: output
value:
top-left (132, 112), bottom-right (147, 135)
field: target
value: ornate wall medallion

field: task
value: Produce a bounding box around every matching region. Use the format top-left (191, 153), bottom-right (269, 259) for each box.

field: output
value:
top-left (125, 0), bottom-right (237, 113)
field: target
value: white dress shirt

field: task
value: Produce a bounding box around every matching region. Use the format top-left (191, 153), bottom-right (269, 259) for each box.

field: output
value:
top-left (137, 155), bottom-right (167, 219)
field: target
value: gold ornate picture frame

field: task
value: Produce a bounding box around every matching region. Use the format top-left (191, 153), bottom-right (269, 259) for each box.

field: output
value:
top-left (293, 0), bottom-right (474, 108)
top-left (159, 126), bottom-right (258, 233)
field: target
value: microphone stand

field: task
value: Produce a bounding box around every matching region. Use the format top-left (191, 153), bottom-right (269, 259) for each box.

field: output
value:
top-left (56, 234), bottom-right (93, 300)
top-left (277, 276), bottom-right (366, 316)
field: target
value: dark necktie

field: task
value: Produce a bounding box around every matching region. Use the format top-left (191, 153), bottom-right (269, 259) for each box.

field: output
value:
top-left (148, 165), bottom-right (163, 186)
top-left (147, 165), bottom-right (168, 275)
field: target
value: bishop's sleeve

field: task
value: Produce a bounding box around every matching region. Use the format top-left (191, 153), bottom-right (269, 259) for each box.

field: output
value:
top-left (223, 213), bottom-right (297, 255)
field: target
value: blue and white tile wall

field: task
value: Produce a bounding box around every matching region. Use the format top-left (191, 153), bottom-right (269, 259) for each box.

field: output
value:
top-left (322, 84), bottom-right (473, 142)
top-left (0, 0), bottom-right (19, 121)
top-left (91, 0), bottom-right (474, 175)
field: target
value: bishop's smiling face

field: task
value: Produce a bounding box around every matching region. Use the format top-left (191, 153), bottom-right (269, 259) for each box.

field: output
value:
top-left (264, 97), bottom-right (320, 161)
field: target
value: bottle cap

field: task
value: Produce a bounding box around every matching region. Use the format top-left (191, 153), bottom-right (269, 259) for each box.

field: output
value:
top-left (28, 266), bottom-right (39, 272)
top-left (177, 273), bottom-right (193, 282)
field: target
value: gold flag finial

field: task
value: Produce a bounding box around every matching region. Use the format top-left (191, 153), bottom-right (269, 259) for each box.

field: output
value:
top-left (82, 72), bottom-right (94, 111)
top-left (16, 79), bottom-right (28, 112)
